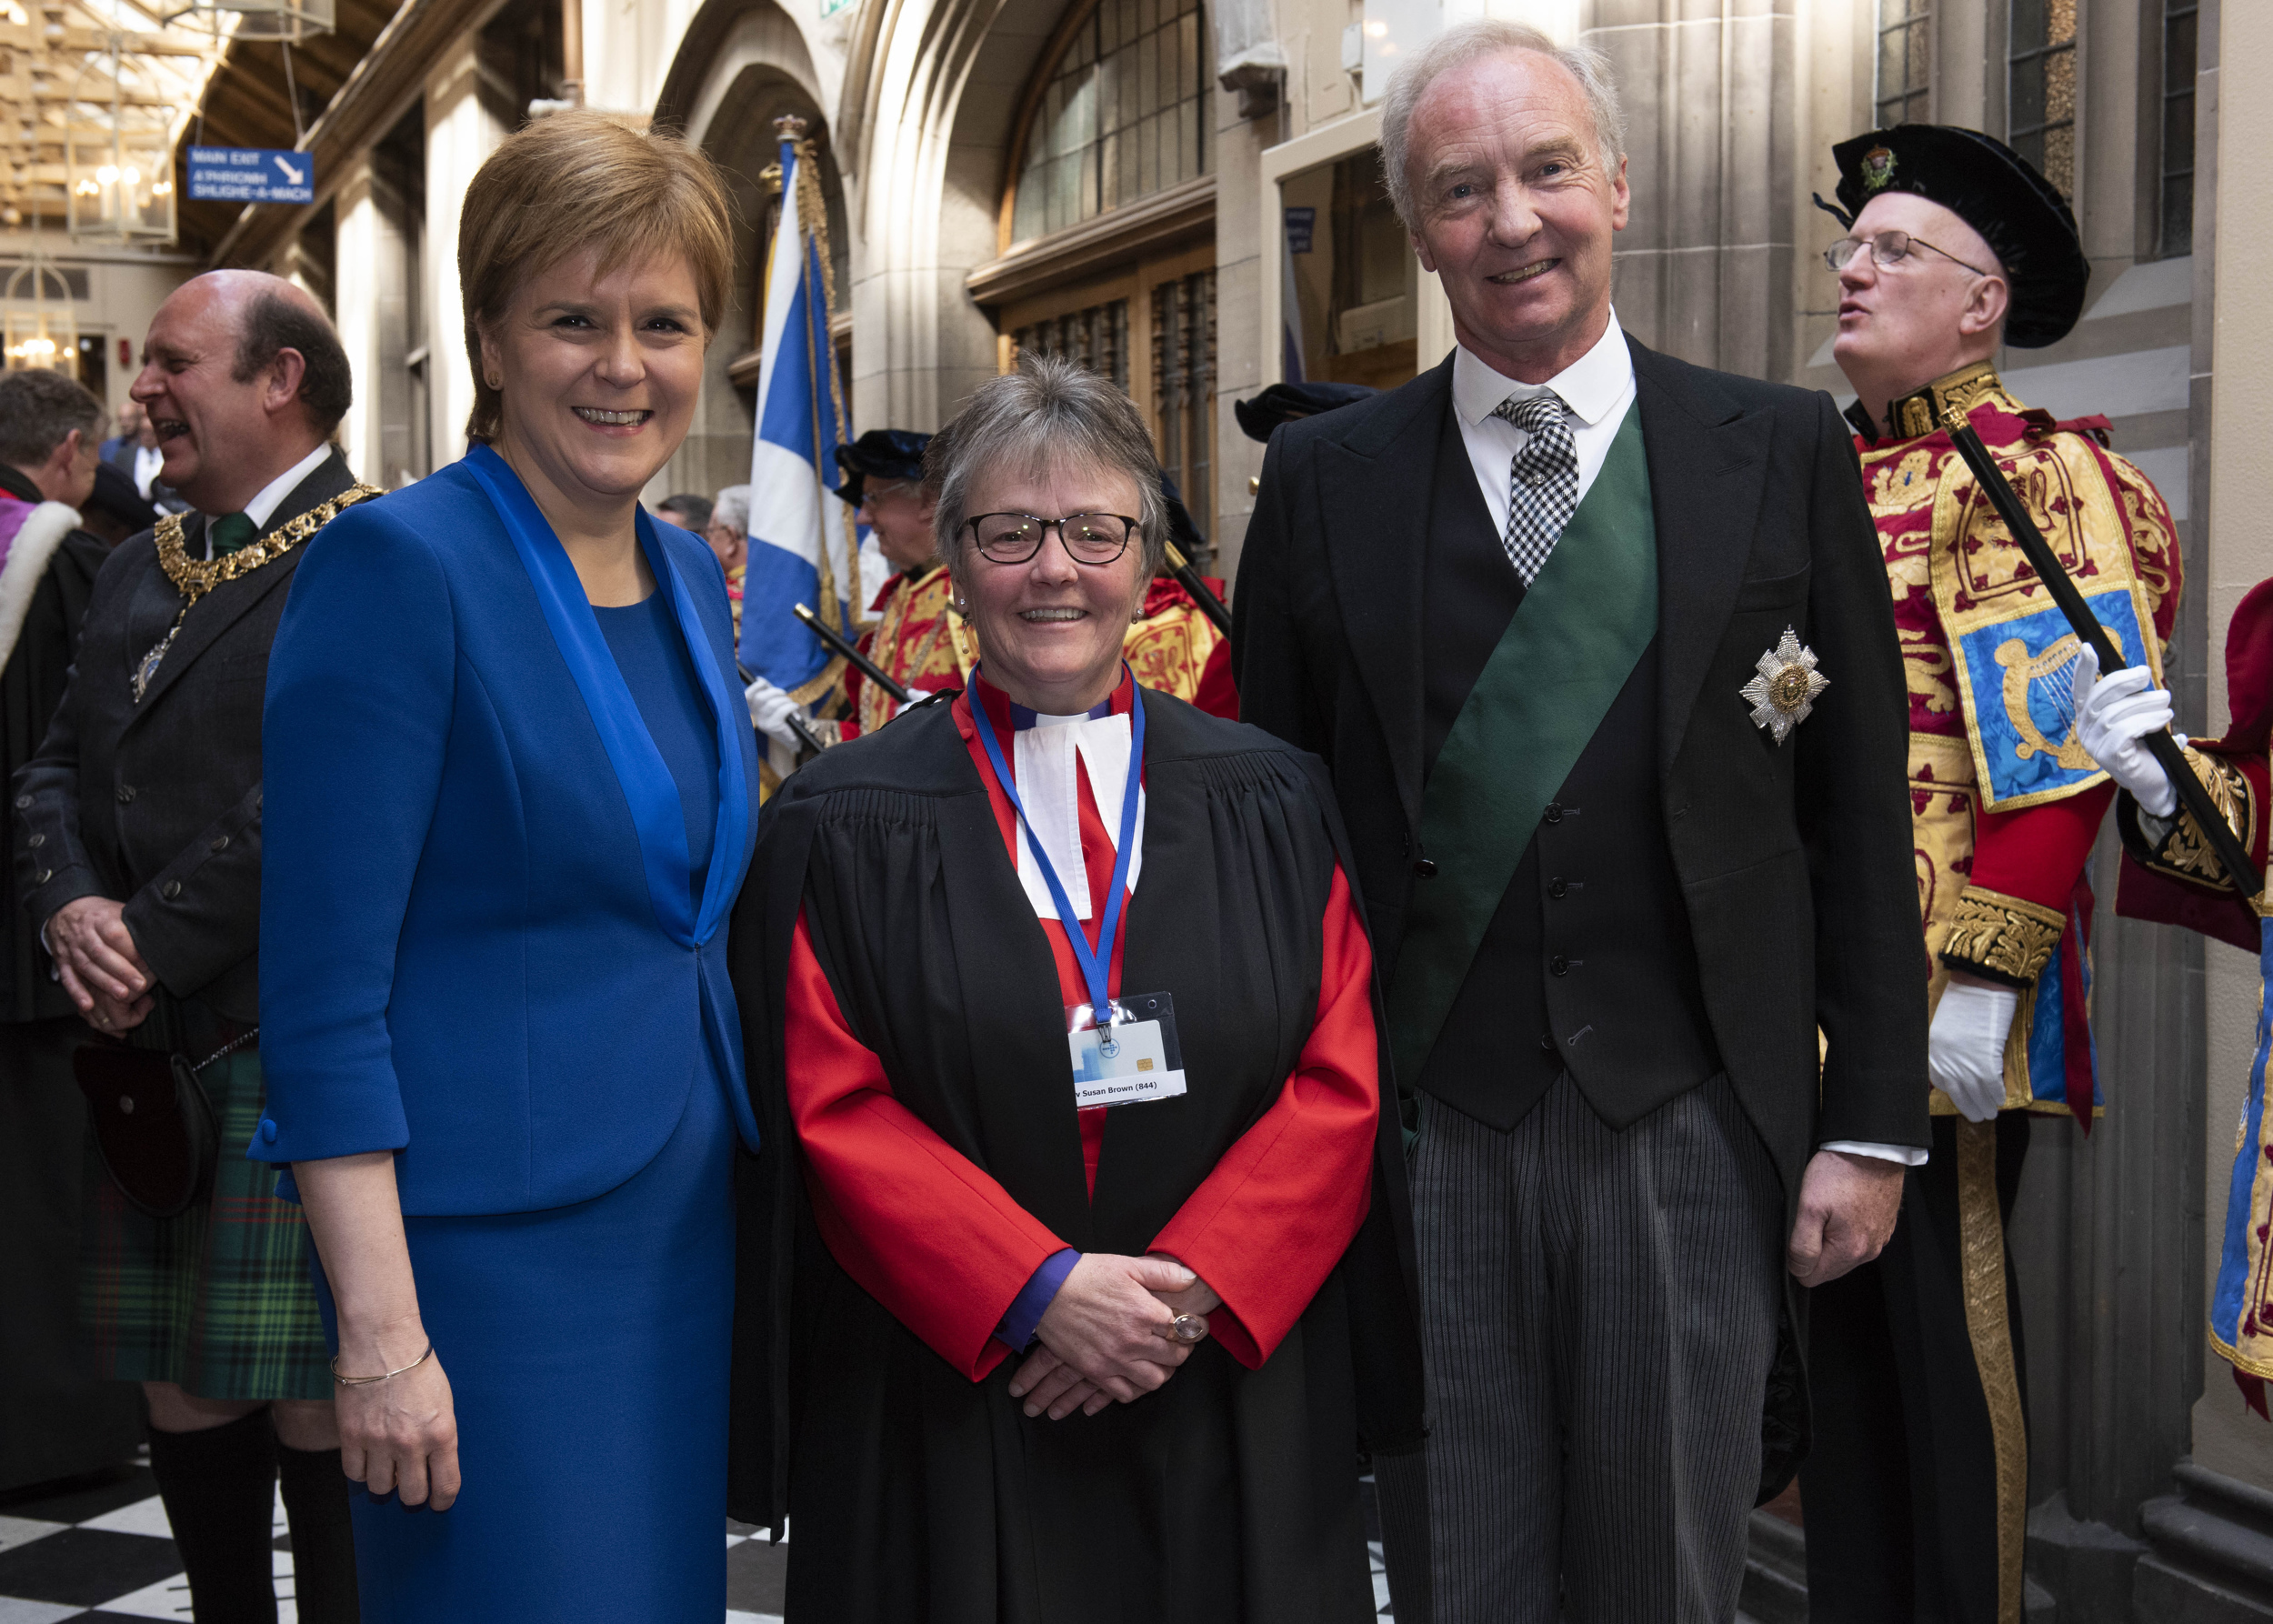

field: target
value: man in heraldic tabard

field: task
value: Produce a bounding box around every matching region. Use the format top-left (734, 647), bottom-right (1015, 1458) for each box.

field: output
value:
top-left (1800, 124), bottom-right (2183, 1624)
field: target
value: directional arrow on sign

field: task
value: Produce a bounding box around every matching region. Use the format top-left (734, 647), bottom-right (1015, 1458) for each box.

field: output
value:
top-left (273, 155), bottom-right (305, 185)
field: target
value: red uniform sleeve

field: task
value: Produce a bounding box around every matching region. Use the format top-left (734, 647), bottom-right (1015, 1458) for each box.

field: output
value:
top-left (785, 911), bottom-right (1067, 1380)
top-left (1148, 863), bottom-right (1379, 1369)
top-left (1192, 637), bottom-right (1239, 721)
top-left (1967, 782), bottom-right (2114, 910)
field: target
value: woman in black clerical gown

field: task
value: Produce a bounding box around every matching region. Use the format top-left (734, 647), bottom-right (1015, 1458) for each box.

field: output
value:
top-left (725, 354), bottom-right (1424, 1621)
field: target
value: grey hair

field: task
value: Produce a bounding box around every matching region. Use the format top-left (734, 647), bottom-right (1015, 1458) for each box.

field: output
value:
top-left (709, 483), bottom-right (752, 534)
top-left (926, 351), bottom-right (1167, 605)
top-left (1378, 20), bottom-right (1627, 230)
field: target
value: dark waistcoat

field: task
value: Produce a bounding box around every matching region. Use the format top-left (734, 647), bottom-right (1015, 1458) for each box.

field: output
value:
top-left (1416, 405), bottom-right (1722, 1130)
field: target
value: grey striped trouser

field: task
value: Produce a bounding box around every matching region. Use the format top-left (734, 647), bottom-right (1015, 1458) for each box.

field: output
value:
top-left (1382, 1073), bottom-right (1785, 1624)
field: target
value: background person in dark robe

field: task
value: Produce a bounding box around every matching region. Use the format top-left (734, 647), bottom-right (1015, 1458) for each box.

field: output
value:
top-left (0, 366), bottom-right (144, 1492)
top-left (727, 353), bottom-right (1425, 1624)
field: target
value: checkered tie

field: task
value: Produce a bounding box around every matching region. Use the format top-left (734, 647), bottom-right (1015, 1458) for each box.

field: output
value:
top-left (1492, 391), bottom-right (1578, 585)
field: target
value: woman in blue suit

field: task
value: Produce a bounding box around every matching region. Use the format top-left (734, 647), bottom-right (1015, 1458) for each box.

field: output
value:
top-left (256, 111), bottom-right (758, 1621)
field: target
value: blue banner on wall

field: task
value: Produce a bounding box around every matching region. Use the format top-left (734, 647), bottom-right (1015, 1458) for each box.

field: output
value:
top-left (185, 147), bottom-right (315, 206)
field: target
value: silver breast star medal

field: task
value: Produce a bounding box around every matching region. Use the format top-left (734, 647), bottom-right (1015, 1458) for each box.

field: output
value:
top-left (1741, 627), bottom-right (1828, 744)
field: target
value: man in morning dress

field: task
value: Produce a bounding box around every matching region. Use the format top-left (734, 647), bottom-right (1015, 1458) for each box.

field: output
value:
top-left (1234, 25), bottom-right (1929, 1621)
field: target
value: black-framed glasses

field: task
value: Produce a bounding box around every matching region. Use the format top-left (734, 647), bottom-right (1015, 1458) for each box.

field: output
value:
top-left (1823, 230), bottom-right (1996, 279)
top-left (965, 511), bottom-right (1139, 566)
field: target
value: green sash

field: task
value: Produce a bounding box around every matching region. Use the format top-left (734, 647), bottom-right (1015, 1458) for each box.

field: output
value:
top-left (1387, 407), bottom-right (1658, 1088)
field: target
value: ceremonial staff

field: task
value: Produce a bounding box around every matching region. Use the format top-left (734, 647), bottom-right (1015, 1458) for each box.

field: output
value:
top-left (1940, 404), bottom-right (2262, 894)
top-left (792, 600), bottom-right (912, 705)
top-left (1164, 540), bottom-right (1232, 637)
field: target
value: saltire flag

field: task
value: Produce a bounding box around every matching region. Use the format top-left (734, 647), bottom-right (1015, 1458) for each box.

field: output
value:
top-left (740, 118), bottom-right (869, 699)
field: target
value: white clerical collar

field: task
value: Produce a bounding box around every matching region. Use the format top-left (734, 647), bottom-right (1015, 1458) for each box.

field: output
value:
top-left (235, 442), bottom-right (333, 533)
top-left (1452, 313), bottom-right (1634, 431)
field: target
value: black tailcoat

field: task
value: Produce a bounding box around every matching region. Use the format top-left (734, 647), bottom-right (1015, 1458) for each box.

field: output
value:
top-left (1232, 340), bottom-right (1931, 1469)
top-left (725, 692), bottom-right (1424, 1623)
top-left (12, 449), bottom-right (359, 1024)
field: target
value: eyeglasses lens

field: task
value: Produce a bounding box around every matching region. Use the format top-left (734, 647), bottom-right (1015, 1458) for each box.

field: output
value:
top-left (1825, 231), bottom-right (1914, 272)
top-left (1061, 517), bottom-right (1129, 561)
top-left (975, 516), bottom-right (1042, 559)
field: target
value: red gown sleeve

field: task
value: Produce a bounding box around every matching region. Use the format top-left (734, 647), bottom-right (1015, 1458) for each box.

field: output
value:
top-left (1966, 784), bottom-right (2113, 912)
top-left (785, 911), bottom-right (1068, 1380)
top-left (1148, 862), bottom-right (1379, 1369)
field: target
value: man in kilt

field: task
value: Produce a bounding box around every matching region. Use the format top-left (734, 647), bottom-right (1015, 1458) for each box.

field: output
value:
top-left (14, 271), bottom-right (371, 1622)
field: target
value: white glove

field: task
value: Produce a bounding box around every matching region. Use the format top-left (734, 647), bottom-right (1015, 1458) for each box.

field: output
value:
top-left (2072, 644), bottom-right (2178, 817)
top-left (745, 677), bottom-right (806, 752)
top-left (1928, 979), bottom-right (2019, 1123)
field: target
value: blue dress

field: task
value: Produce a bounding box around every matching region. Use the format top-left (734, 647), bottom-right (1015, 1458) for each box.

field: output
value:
top-left (315, 590), bottom-right (736, 1624)
top-left (311, 586), bottom-right (732, 1619)
top-left (262, 447), bottom-right (757, 1624)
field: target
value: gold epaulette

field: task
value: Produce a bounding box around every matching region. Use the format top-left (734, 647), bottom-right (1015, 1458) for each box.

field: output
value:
top-left (1940, 888), bottom-right (2066, 986)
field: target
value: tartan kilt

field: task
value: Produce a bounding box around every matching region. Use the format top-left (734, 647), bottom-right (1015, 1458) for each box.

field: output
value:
top-left (78, 1034), bottom-right (330, 1400)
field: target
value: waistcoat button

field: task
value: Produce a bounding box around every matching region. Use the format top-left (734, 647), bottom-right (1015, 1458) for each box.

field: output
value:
top-left (1543, 802), bottom-right (1563, 826)
top-left (1538, 1031), bottom-right (1557, 1055)
top-left (116, 784), bottom-right (135, 803)
top-left (1413, 857), bottom-right (1438, 878)
top-left (1548, 953), bottom-right (1569, 976)
top-left (1547, 876), bottom-right (1567, 899)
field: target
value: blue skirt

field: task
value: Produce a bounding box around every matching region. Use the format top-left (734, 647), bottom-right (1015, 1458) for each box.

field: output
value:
top-left (315, 1062), bottom-right (735, 1623)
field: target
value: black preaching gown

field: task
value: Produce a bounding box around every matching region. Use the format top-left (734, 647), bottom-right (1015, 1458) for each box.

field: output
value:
top-left (726, 685), bottom-right (1423, 1624)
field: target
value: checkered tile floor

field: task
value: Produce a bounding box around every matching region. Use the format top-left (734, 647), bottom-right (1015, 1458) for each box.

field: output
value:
top-left (0, 1456), bottom-right (1392, 1620)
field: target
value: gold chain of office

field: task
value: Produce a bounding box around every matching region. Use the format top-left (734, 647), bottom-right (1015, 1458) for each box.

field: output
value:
top-left (152, 483), bottom-right (385, 609)
top-left (132, 484), bottom-right (385, 704)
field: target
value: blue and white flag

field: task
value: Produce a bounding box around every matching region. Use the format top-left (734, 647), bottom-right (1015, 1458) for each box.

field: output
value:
top-left (741, 130), bottom-right (866, 695)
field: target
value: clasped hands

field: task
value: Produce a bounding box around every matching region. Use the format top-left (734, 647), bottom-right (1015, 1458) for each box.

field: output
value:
top-left (1007, 1253), bottom-right (1217, 1421)
top-left (46, 896), bottom-right (155, 1033)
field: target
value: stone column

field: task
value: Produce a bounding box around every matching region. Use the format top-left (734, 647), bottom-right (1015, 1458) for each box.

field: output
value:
top-left (1587, 0), bottom-right (1797, 381)
top-left (331, 156), bottom-right (415, 490)
top-left (423, 36), bottom-right (506, 475)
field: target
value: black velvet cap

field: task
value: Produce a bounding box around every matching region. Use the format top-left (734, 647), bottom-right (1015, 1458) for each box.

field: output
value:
top-left (832, 427), bottom-right (932, 506)
top-left (1233, 381), bottom-right (1378, 444)
top-left (1826, 125), bottom-right (2089, 348)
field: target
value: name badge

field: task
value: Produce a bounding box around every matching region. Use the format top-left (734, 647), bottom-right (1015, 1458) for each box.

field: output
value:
top-left (1066, 990), bottom-right (1187, 1108)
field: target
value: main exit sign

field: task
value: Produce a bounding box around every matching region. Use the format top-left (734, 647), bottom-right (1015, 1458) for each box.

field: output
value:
top-left (185, 147), bottom-right (315, 206)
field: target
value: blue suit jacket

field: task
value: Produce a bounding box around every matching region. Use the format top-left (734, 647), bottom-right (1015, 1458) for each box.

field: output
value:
top-left (257, 454), bottom-right (761, 1216)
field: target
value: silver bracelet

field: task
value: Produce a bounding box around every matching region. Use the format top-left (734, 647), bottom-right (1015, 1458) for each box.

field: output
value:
top-left (331, 1341), bottom-right (435, 1387)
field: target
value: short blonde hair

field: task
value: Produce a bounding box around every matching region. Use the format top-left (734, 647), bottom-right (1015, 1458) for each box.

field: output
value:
top-left (458, 110), bottom-right (736, 443)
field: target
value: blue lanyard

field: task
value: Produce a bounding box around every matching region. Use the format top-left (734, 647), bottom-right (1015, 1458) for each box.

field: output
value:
top-left (968, 670), bottom-right (1146, 1046)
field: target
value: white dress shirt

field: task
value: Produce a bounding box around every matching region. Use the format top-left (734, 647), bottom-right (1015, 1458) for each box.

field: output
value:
top-left (201, 442), bottom-right (332, 560)
top-left (1447, 321), bottom-right (1924, 1170)
top-left (132, 443), bottom-right (165, 500)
